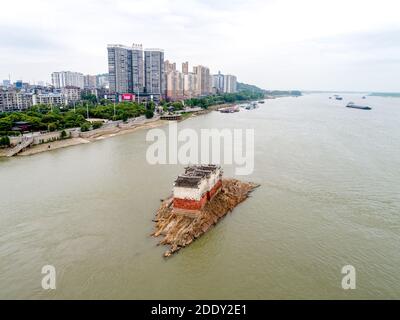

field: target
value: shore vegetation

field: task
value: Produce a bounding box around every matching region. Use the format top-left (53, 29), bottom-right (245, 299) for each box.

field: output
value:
top-left (0, 90), bottom-right (264, 136)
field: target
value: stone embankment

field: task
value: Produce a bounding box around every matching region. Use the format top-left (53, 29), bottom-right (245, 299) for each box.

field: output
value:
top-left (152, 178), bottom-right (259, 257)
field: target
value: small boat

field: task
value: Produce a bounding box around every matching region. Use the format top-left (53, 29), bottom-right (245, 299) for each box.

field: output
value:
top-left (335, 96), bottom-right (343, 100)
top-left (362, 96), bottom-right (366, 99)
top-left (258, 100), bottom-right (265, 104)
top-left (219, 106), bottom-right (239, 113)
top-left (346, 102), bottom-right (371, 110)
top-left (245, 102), bottom-right (258, 110)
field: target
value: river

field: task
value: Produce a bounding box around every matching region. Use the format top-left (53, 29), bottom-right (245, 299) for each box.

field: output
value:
top-left (0, 93), bottom-right (399, 299)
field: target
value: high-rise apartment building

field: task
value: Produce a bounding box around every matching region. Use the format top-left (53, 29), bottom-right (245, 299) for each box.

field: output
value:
top-left (193, 65), bottom-right (211, 96)
top-left (165, 60), bottom-right (183, 100)
top-left (164, 60), bottom-right (176, 73)
top-left (144, 49), bottom-right (165, 100)
top-left (96, 74), bottom-right (109, 88)
top-left (182, 62), bottom-right (189, 75)
top-left (208, 74), bottom-right (214, 94)
top-left (223, 74), bottom-right (237, 93)
top-left (84, 75), bottom-right (97, 89)
top-left (213, 71), bottom-right (225, 93)
top-left (183, 72), bottom-right (198, 98)
top-left (166, 70), bottom-right (184, 101)
top-left (51, 71), bottom-right (84, 89)
top-left (107, 44), bottom-right (144, 94)
top-left (106, 43), bottom-right (236, 101)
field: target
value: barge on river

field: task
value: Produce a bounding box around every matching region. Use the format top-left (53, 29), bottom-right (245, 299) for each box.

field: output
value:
top-left (346, 102), bottom-right (372, 110)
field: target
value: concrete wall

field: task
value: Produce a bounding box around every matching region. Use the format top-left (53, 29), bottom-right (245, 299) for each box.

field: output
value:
top-left (9, 128), bottom-right (77, 146)
top-left (7, 115), bottom-right (159, 147)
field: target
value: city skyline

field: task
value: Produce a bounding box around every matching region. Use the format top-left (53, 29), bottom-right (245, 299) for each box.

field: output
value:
top-left (0, 0), bottom-right (400, 92)
top-left (0, 40), bottom-right (239, 112)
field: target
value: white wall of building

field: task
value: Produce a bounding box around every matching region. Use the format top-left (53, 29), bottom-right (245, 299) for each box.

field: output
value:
top-left (223, 74), bottom-right (237, 93)
top-left (52, 71), bottom-right (84, 89)
top-left (173, 178), bottom-right (208, 201)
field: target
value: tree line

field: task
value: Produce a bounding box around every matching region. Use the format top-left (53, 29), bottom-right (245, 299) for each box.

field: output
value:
top-left (0, 90), bottom-right (263, 136)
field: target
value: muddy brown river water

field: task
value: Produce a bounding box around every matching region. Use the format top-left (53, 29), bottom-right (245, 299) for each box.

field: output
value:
top-left (1, 94), bottom-right (399, 299)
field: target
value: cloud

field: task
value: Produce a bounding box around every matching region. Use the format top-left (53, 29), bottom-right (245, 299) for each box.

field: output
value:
top-left (0, 0), bottom-right (399, 91)
top-left (0, 26), bottom-right (62, 52)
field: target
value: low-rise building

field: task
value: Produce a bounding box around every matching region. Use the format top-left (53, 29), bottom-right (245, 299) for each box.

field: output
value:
top-left (62, 86), bottom-right (81, 104)
top-left (32, 93), bottom-right (66, 106)
top-left (0, 90), bottom-right (34, 112)
top-left (173, 165), bottom-right (222, 212)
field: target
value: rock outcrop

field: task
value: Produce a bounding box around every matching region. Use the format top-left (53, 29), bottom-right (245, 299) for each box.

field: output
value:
top-left (152, 178), bottom-right (259, 257)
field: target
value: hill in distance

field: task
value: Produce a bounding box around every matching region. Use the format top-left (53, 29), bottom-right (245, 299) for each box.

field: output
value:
top-left (237, 82), bottom-right (302, 97)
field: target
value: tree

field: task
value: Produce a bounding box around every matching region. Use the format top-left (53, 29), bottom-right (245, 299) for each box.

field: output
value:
top-left (121, 113), bottom-right (129, 122)
top-left (81, 93), bottom-right (98, 104)
top-left (92, 121), bottom-right (103, 129)
top-left (80, 122), bottom-right (91, 132)
top-left (48, 123), bottom-right (57, 132)
top-left (145, 109), bottom-right (154, 119)
top-left (172, 101), bottom-right (184, 110)
top-left (99, 98), bottom-right (111, 106)
top-left (0, 136), bottom-right (10, 147)
top-left (0, 119), bottom-right (12, 131)
top-left (146, 100), bottom-right (155, 110)
top-left (42, 113), bottom-right (62, 124)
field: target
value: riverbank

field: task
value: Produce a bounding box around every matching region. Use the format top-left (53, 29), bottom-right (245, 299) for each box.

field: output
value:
top-left (17, 137), bottom-right (91, 156)
top-left (1, 102), bottom-right (244, 158)
top-left (0, 149), bottom-right (8, 157)
top-left (15, 118), bottom-right (167, 156)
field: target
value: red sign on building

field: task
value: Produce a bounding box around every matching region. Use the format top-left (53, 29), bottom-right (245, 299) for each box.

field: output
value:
top-left (120, 93), bottom-right (136, 101)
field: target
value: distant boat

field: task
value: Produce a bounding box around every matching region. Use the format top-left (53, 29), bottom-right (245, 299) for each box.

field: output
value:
top-left (346, 102), bottom-right (371, 110)
top-left (335, 96), bottom-right (343, 100)
top-left (219, 106), bottom-right (239, 113)
top-left (245, 102), bottom-right (258, 110)
top-left (362, 96), bottom-right (366, 99)
top-left (258, 100), bottom-right (265, 104)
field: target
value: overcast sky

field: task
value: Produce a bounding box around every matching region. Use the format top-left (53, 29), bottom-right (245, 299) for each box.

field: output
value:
top-left (1, 0), bottom-right (399, 92)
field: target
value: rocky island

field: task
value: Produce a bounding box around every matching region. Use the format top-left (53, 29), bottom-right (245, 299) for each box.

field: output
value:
top-left (152, 165), bottom-right (259, 257)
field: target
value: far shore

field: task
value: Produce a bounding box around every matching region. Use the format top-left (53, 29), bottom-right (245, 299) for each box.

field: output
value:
top-left (0, 102), bottom-right (237, 158)
top-left (16, 118), bottom-right (168, 156)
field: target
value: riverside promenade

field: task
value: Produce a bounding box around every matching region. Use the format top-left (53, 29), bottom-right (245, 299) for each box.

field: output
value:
top-left (2, 115), bottom-right (162, 157)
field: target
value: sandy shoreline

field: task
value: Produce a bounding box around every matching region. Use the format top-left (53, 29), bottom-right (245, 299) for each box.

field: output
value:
top-left (17, 138), bottom-right (91, 156)
top-left (16, 119), bottom-right (168, 156)
top-left (1, 103), bottom-right (232, 158)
